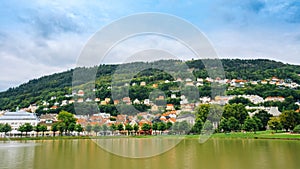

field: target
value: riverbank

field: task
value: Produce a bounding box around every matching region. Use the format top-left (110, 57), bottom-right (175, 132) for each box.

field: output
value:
top-left (1, 131), bottom-right (300, 141)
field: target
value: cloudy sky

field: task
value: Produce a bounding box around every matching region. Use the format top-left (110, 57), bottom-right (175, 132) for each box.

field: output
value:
top-left (1, 0), bottom-right (300, 91)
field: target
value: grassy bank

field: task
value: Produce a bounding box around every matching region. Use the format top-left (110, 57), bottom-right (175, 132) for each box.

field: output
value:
top-left (1, 131), bottom-right (300, 141)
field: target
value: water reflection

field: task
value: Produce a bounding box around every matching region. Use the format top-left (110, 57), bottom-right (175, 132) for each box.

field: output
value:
top-left (0, 141), bottom-right (37, 169)
top-left (1, 138), bottom-right (300, 169)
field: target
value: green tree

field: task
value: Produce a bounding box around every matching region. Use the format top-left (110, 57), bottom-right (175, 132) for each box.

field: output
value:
top-left (157, 122), bottom-right (167, 134)
top-left (117, 124), bottom-right (124, 132)
top-left (20, 123), bottom-right (33, 137)
top-left (293, 125), bottom-right (300, 133)
top-left (85, 124), bottom-right (92, 135)
top-left (18, 125), bottom-right (26, 137)
top-left (253, 110), bottom-right (273, 130)
top-left (67, 123), bottom-right (76, 135)
top-left (179, 121), bottom-right (191, 134)
top-left (0, 123), bottom-right (12, 135)
top-left (109, 124), bottom-right (117, 135)
top-left (57, 122), bottom-right (66, 136)
top-left (93, 124), bottom-right (101, 136)
top-left (279, 110), bottom-right (300, 131)
top-left (51, 123), bottom-right (58, 136)
top-left (102, 124), bottom-right (108, 135)
top-left (40, 125), bottom-right (48, 136)
top-left (57, 111), bottom-right (77, 133)
top-left (218, 118), bottom-right (230, 133)
top-left (133, 124), bottom-right (139, 135)
top-left (141, 123), bottom-right (151, 135)
top-left (243, 117), bottom-right (258, 133)
top-left (223, 103), bottom-right (249, 125)
top-left (34, 124), bottom-right (42, 137)
top-left (75, 124), bottom-right (83, 135)
top-left (125, 124), bottom-right (133, 135)
top-left (172, 122), bottom-right (180, 134)
top-left (268, 117), bottom-right (282, 133)
top-left (227, 117), bottom-right (240, 131)
top-left (191, 119), bottom-right (203, 134)
top-left (202, 120), bottom-right (213, 134)
top-left (152, 122), bottom-right (158, 135)
top-left (166, 121), bottom-right (173, 130)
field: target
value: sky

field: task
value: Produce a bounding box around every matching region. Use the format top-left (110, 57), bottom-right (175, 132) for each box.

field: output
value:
top-left (1, 0), bottom-right (300, 91)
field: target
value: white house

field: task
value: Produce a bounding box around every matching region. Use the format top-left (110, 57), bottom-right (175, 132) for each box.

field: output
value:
top-left (0, 111), bottom-right (40, 134)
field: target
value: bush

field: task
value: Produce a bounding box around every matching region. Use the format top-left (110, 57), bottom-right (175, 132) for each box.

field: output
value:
top-left (293, 125), bottom-right (300, 133)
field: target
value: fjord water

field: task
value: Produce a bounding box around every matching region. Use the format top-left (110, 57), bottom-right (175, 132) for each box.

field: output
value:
top-left (0, 138), bottom-right (299, 169)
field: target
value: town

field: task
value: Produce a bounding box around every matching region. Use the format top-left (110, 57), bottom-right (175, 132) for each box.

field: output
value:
top-left (1, 75), bottom-right (300, 137)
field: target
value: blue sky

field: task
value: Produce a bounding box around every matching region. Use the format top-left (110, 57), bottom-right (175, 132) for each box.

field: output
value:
top-left (0, 0), bottom-right (300, 91)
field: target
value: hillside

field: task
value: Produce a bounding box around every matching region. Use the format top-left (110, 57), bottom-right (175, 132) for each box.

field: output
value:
top-left (0, 59), bottom-right (300, 113)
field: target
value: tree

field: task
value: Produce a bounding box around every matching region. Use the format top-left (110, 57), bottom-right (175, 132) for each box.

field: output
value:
top-left (75, 124), bottom-right (83, 136)
top-left (293, 125), bottom-right (300, 133)
top-left (51, 123), bottom-right (58, 136)
top-left (202, 120), bottom-right (213, 134)
top-left (57, 111), bottom-right (77, 133)
top-left (93, 124), bottom-right (101, 136)
top-left (166, 122), bottom-right (173, 130)
top-left (109, 124), bottom-right (117, 135)
top-left (1, 123), bottom-right (12, 135)
top-left (133, 124), bottom-right (139, 135)
top-left (243, 117), bottom-right (258, 133)
top-left (229, 97), bottom-right (252, 105)
top-left (191, 119), bottom-right (203, 134)
top-left (157, 122), bottom-right (167, 134)
top-left (172, 122), bottom-right (180, 134)
top-left (141, 123), bottom-right (151, 135)
top-left (85, 124), bottom-right (92, 135)
top-left (34, 124), bottom-right (42, 137)
top-left (18, 125), bottom-right (26, 137)
top-left (117, 124), bottom-right (124, 133)
top-left (102, 124), bottom-right (108, 135)
top-left (152, 122), bottom-right (158, 135)
top-left (227, 117), bottom-right (240, 131)
top-left (57, 122), bottom-right (66, 136)
top-left (125, 124), bottom-right (133, 135)
top-left (40, 125), bottom-right (48, 136)
top-left (253, 110), bottom-right (273, 130)
top-left (20, 123), bottom-right (33, 137)
top-left (223, 103), bottom-right (249, 125)
top-left (268, 117), bottom-right (282, 133)
top-left (279, 110), bottom-right (300, 131)
top-left (67, 123), bottom-right (76, 135)
top-left (218, 118), bottom-right (230, 133)
top-left (179, 121), bottom-right (191, 134)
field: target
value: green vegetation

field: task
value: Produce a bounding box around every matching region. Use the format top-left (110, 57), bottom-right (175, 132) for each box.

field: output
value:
top-left (0, 59), bottom-right (300, 115)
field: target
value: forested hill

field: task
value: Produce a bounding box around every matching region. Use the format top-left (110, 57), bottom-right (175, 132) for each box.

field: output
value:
top-left (1, 59), bottom-right (300, 111)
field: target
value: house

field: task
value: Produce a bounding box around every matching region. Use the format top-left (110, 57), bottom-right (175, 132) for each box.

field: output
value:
top-left (140, 82), bottom-right (146, 86)
top-left (171, 94), bottom-right (177, 99)
top-left (122, 97), bottom-right (131, 104)
top-left (77, 98), bottom-right (84, 103)
top-left (265, 96), bottom-right (285, 102)
top-left (105, 98), bottom-right (111, 103)
top-left (166, 104), bottom-right (175, 111)
top-left (176, 113), bottom-right (195, 125)
top-left (0, 111), bottom-right (39, 134)
top-left (152, 84), bottom-right (158, 88)
top-left (95, 98), bottom-right (101, 102)
top-left (143, 99), bottom-right (150, 105)
top-left (133, 99), bottom-right (141, 104)
top-left (114, 100), bottom-right (120, 105)
top-left (77, 90), bottom-right (85, 97)
top-left (268, 107), bottom-right (281, 117)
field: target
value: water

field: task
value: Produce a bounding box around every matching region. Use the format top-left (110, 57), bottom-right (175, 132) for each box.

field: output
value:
top-left (0, 138), bottom-right (299, 169)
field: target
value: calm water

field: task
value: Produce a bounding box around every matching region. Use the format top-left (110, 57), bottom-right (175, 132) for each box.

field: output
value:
top-left (0, 138), bottom-right (299, 169)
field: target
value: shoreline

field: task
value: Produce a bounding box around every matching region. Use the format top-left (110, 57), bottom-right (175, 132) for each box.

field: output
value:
top-left (1, 131), bottom-right (300, 141)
